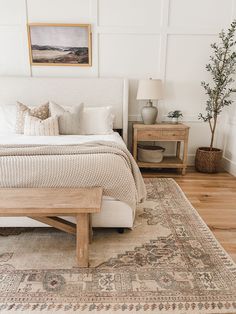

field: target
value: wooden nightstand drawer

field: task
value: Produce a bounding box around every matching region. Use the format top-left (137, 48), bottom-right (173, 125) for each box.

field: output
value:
top-left (137, 130), bottom-right (162, 140)
top-left (162, 130), bottom-right (186, 139)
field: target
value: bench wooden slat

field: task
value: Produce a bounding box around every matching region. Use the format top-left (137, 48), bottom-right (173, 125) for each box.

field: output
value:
top-left (0, 187), bottom-right (102, 212)
top-left (0, 208), bottom-right (100, 216)
top-left (29, 216), bottom-right (76, 235)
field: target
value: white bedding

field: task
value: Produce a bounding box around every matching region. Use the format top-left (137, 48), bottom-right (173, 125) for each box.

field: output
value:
top-left (0, 132), bottom-right (125, 147)
top-left (0, 132), bottom-right (137, 227)
top-left (0, 131), bottom-right (125, 202)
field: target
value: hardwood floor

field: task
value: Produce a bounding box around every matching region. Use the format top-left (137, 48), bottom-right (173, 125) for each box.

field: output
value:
top-left (142, 168), bottom-right (236, 262)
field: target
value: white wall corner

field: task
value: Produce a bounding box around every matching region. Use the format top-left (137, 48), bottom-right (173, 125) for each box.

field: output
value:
top-left (222, 157), bottom-right (236, 177)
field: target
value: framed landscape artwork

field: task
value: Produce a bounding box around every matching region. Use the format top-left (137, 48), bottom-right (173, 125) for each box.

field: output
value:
top-left (28, 23), bottom-right (92, 66)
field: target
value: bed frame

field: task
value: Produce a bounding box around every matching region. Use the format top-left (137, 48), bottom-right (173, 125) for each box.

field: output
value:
top-left (0, 77), bottom-right (133, 229)
top-left (0, 77), bottom-right (129, 144)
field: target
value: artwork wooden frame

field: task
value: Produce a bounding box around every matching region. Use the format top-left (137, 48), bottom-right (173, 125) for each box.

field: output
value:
top-left (27, 23), bottom-right (92, 67)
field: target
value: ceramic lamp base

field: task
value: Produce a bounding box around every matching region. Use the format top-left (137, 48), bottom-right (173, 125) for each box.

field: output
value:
top-left (141, 105), bottom-right (158, 124)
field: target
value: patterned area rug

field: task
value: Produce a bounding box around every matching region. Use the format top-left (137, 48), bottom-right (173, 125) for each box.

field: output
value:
top-left (0, 178), bottom-right (236, 314)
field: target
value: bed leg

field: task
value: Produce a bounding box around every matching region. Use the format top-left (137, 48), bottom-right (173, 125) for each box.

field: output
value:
top-left (117, 228), bottom-right (125, 234)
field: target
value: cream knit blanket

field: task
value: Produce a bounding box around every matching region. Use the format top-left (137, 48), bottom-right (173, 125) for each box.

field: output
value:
top-left (0, 141), bottom-right (146, 209)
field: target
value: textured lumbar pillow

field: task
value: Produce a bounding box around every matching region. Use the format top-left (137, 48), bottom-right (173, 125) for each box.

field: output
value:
top-left (49, 102), bottom-right (83, 135)
top-left (15, 102), bottom-right (49, 134)
top-left (24, 114), bottom-right (59, 136)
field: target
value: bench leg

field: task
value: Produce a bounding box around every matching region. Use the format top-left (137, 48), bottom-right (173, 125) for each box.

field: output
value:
top-left (76, 213), bottom-right (89, 267)
top-left (89, 214), bottom-right (93, 244)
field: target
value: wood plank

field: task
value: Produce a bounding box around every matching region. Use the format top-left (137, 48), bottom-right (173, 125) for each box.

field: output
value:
top-left (211, 229), bottom-right (236, 262)
top-left (0, 208), bottom-right (100, 216)
top-left (138, 156), bottom-right (183, 168)
top-left (133, 127), bottom-right (138, 161)
top-left (76, 213), bottom-right (89, 267)
top-left (137, 130), bottom-right (163, 141)
top-left (182, 129), bottom-right (189, 175)
top-left (176, 141), bottom-right (181, 158)
top-left (89, 214), bottom-right (93, 244)
top-left (0, 187), bottom-right (103, 214)
top-left (133, 123), bottom-right (190, 130)
top-left (29, 216), bottom-right (76, 234)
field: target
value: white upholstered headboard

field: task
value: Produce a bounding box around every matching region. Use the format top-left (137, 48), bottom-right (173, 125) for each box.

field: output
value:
top-left (0, 77), bottom-right (129, 144)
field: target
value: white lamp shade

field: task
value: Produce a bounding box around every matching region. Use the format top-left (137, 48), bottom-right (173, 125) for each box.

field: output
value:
top-left (136, 79), bottom-right (163, 100)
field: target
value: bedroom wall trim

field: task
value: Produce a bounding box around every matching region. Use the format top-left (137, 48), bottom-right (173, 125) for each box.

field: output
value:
top-left (222, 157), bottom-right (236, 177)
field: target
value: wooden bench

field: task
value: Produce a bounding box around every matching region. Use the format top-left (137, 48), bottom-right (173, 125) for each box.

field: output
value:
top-left (0, 187), bottom-right (103, 267)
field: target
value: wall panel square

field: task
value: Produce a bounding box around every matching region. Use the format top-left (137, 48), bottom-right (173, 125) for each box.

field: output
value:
top-left (99, 0), bottom-right (162, 28)
top-left (27, 0), bottom-right (91, 23)
top-left (0, 0), bottom-right (26, 25)
top-left (169, 0), bottom-right (232, 28)
top-left (99, 34), bottom-right (160, 77)
top-left (0, 26), bottom-right (30, 76)
top-left (165, 34), bottom-right (217, 116)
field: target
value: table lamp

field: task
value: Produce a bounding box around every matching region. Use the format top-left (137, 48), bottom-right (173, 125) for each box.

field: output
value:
top-left (136, 78), bottom-right (163, 124)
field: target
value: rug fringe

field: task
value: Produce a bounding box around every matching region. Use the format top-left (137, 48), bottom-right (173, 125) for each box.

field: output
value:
top-left (0, 301), bottom-right (236, 313)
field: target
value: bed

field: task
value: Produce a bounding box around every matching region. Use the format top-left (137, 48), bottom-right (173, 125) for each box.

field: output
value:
top-left (0, 77), bottom-right (146, 228)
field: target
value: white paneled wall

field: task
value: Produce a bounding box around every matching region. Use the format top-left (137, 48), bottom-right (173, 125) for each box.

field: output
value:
top-left (0, 0), bottom-right (235, 169)
top-left (165, 35), bottom-right (216, 114)
top-left (99, 34), bottom-right (160, 78)
top-left (27, 0), bottom-right (91, 23)
top-left (0, 0), bottom-right (30, 76)
top-left (222, 94), bottom-right (236, 176)
top-left (98, 0), bottom-right (162, 28)
top-left (168, 0), bottom-right (232, 28)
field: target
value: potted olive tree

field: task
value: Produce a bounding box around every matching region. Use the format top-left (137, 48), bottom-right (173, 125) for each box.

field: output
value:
top-left (195, 20), bottom-right (236, 173)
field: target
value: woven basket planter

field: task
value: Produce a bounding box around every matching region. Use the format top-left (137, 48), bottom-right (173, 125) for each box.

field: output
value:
top-left (195, 147), bottom-right (223, 173)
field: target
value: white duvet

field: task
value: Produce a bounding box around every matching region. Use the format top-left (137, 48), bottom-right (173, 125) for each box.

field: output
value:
top-left (0, 132), bottom-right (146, 227)
top-left (0, 132), bottom-right (125, 202)
top-left (0, 132), bottom-right (125, 147)
top-left (0, 132), bottom-right (146, 208)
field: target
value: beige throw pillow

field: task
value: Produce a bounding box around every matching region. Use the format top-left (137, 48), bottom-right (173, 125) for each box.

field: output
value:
top-left (80, 106), bottom-right (114, 135)
top-left (24, 114), bottom-right (59, 136)
top-left (49, 102), bottom-right (83, 135)
top-left (15, 102), bottom-right (49, 134)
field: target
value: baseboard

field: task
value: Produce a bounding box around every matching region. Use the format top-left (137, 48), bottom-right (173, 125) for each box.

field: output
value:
top-left (187, 154), bottom-right (195, 166)
top-left (222, 157), bottom-right (236, 176)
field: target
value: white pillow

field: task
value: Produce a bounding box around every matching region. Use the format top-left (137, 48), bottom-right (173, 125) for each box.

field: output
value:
top-left (49, 102), bottom-right (83, 135)
top-left (24, 114), bottom-right (59, 136)
top-left (0, 104), bottom-right (17, 134)
top-left (81, 106), bottom-right (114, 135)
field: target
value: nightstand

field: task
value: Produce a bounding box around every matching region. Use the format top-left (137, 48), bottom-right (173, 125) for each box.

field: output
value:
top-left (133, 123), bottom-right (190, 175)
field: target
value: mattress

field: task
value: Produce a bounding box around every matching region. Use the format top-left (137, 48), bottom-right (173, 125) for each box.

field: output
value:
top-left (0, 132), bottom-right (125, 147)
top-left (0, 132), bottom-right (135, 228)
